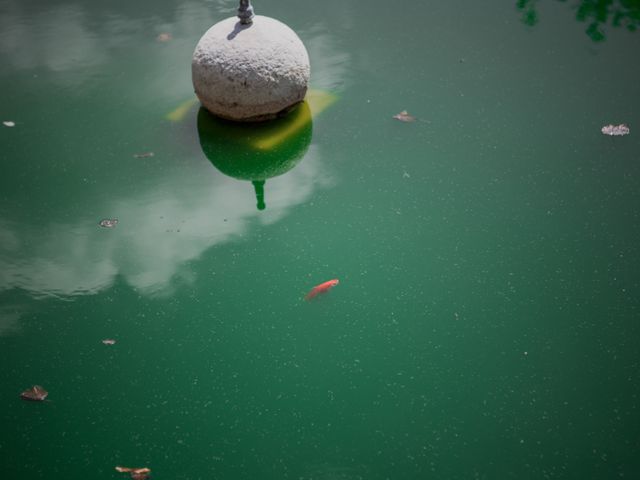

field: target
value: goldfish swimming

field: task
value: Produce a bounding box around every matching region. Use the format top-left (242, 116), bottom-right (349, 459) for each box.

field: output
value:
top-left (305, 279), bottom-right (339, 300)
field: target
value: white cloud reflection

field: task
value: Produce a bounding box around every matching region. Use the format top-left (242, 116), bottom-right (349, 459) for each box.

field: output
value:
top-left (0, 0), bottom-right (352, 92)
top-left (0, 306), bottom-right (23, 336)
top-left (0, 1), bottom-right (219, 88)
top-left (303, 24), bottom-right (351, 92)
top-left (0, 147), bottom-right (333, 299)
top-left (0, 4), bottom-right (107, 73)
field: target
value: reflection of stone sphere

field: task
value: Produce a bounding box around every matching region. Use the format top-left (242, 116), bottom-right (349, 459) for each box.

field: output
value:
top-left (192, 15), bottom-right (310, 122)
top-left (197, 102), bottom-right (313, 211)
top-left (197, 101), bottom-right (312, 182)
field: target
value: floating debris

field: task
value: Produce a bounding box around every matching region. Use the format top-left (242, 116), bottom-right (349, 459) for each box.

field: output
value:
top-left (116, 466), bottom-right (151, 480)
top-left (20, 385), bottom-right (48, 402)
top-left (3, 121), bottom-right (15, 127)
top-left (99, 219), bottom-right (118, 228)
top-left (156, 33), bottom-right (172, 42)
top-left (601, 124), bottom-right (630, 136)
top-left (305, 279), bottom-right (340, 301)
top-left (102, 339), bottom-right (116, 345)
top-left (133, 152), bottom-right (154, 158)
top-left (392, 110), bottom-right (416, 123)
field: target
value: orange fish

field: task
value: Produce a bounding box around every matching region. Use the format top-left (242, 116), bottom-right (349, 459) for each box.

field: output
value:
top-left (305, 279), bottom-right (339, 300)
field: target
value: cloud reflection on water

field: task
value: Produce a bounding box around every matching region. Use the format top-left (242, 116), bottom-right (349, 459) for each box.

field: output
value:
top-left (0, 147), bottom-right (331, 299)
top-left (0, 306), bottom-right (23, 336)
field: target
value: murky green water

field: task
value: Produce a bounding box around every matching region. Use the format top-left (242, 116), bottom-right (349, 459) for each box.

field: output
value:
top-left (2, 0), bottom-right (639, 478)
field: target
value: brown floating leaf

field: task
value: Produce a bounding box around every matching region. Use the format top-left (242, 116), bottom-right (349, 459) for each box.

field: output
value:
top-left (102, 339), bottom-right (116, 345)
top-left (392, 110), bottom-right (416, 122)
top-left (20, 385), bottom-right (48, 401)
top-left (133, 152), bottom-right (154, 158)
top-left (156, 33), bottom-right (172, 42)
top-left (131, 471), bottom-right (150, 480)
top-left (601, 124), bottom-right (630, 136)
top-left (99, 218), bottom-right (118, 228)
top-left (116, 467), bottom-right (151, 480)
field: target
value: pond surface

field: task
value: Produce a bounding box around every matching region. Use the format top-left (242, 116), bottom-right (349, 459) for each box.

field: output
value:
top-left (1, 0), bottom-right (639, 479)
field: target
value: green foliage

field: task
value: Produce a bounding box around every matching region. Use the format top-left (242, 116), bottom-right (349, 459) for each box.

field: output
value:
top-left (517, 0), bottom-right (640, 41)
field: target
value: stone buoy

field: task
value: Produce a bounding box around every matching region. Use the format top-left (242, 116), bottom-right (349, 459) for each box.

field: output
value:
top-left (192, 0), bottom-right (310, 122)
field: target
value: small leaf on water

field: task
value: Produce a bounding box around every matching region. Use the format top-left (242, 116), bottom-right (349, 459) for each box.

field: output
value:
top-left (20, 385), bottom-right (48, 401)
top-left (601, 124), bottom-right (630, 136)
top-left (99, 218), bottom-right (118, 228)
top-left (3, 121), bottom-right (15, 127)
top-left (133, 152), bottom-right (154, 158)
top-left (157, 33), bottom-right (172, 42)
top-left (116, 467), bottom-right (151, 480)
top-left (392, 110), bottom-right (416, 122)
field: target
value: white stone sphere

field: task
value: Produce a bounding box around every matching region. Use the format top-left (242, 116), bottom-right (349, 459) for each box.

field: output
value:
top-left (192, 15), bottom-right (310, 122)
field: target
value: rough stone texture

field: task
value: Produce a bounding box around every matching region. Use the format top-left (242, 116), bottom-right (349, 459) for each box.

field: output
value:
top-left (192, 15), bottom-right (310, 122)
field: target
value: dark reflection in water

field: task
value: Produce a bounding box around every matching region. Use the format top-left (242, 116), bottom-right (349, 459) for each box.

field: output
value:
top-left (197, 101), bottom-right (313, 210)
top-left (517, 0), bottom-right (640, 41)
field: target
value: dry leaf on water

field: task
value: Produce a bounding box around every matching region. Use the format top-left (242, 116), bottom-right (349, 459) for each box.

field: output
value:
top-left (392, 110), bottom-right (416, 122)
top-left (601, 124), bottom-right (630, 136)
top-left (99, 219), bottom-right (118, 228)
top-left (20, 385), bottom-right (49, 401)
top-left (116, 467), bottom-right (151, 480)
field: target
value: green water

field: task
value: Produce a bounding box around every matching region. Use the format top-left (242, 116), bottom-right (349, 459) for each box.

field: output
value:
top-left (1, 0), bottom-right (639, 478)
